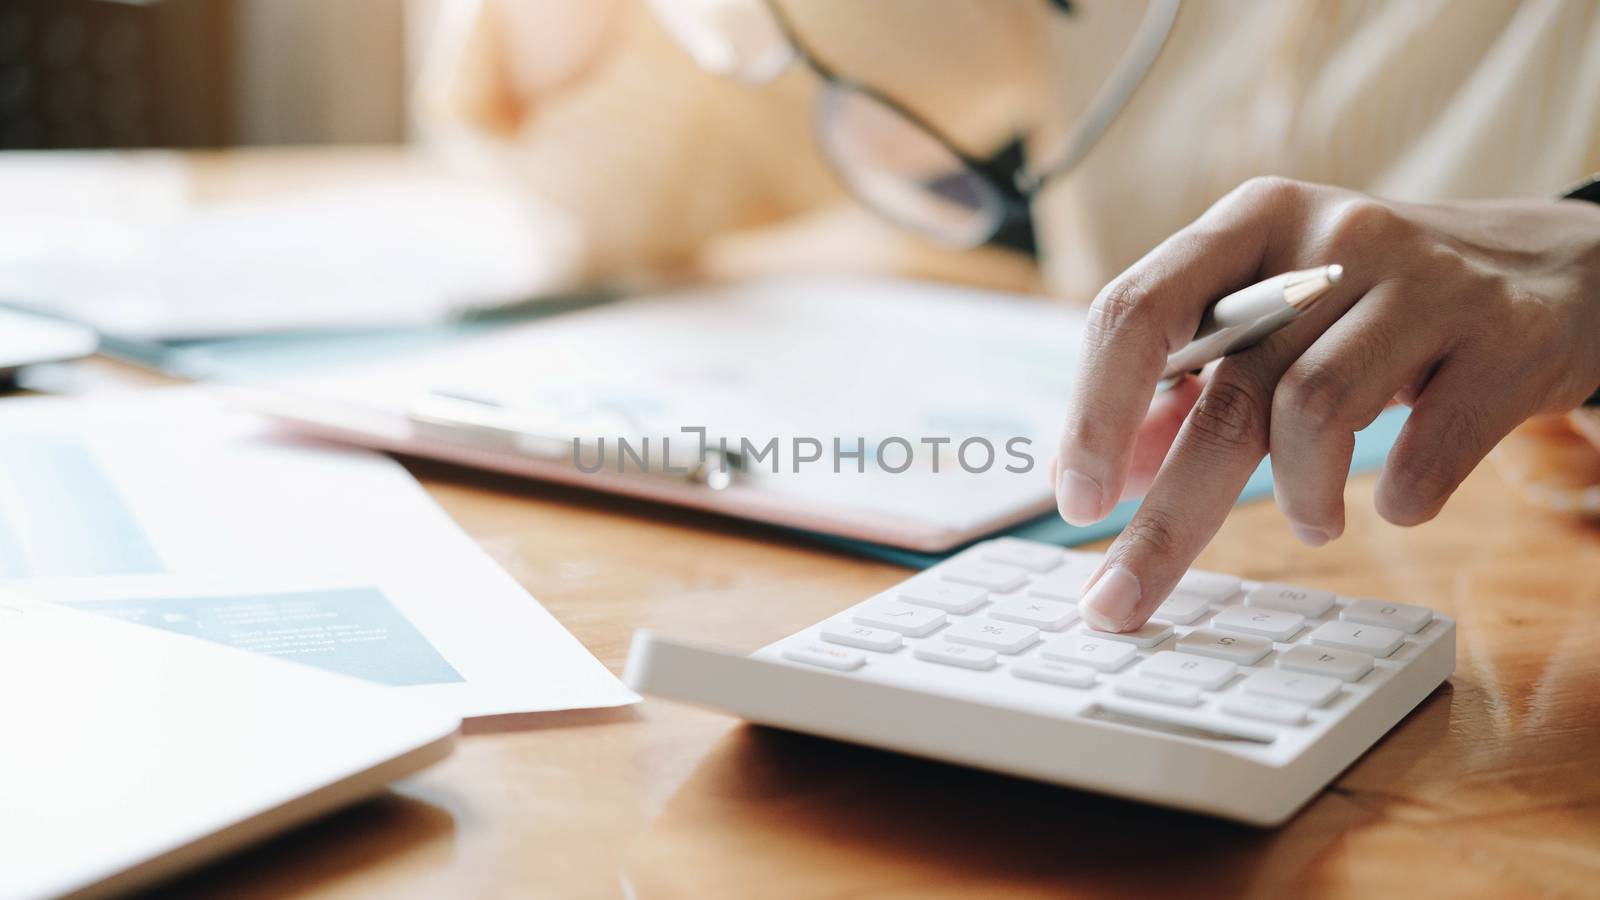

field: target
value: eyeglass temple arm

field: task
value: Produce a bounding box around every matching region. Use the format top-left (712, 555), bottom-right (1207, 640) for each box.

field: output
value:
top-left (761, 0), bottom-right (838, 81)
top-left (1022, 0), bottom-right (1181, 191)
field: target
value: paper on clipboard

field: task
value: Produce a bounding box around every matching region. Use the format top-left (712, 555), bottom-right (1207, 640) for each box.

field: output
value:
top-left (239, 276), bottom-right (1089, 552)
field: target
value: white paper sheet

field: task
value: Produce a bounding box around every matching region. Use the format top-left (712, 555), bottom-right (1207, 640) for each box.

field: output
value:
top-left (0, 152), bottom-right (580, 339)
top-left (0, 389), bottom-right (637, 717)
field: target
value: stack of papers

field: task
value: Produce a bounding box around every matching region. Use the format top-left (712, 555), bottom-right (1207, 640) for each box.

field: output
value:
top-left (0, 389), bottom-right (635, 718)
top-left (0, 152), bottom-right (579, 340)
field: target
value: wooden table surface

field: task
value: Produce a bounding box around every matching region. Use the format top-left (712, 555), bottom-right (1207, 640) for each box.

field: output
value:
top-left (136, 454), bottom-right (1592, 900)
top-left (55, 149), bottom-right (1599, 899)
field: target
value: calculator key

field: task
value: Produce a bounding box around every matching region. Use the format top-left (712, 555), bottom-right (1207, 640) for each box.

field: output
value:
top-left (1342, 599), bottom-right (1432, 634)
top-left (1176, 629), bottom-right (1272, 664)
top-left (1278, 644), bottom-right (1372, 682)
top-left (821, 623), bottom-right (903, 653)
top-left (1151, 591), bottom-right (1210, 625)
top-left (1115, 678), bottom-right (1202, 707)
top-left (939, 561), bottom-right (1029, 593)
top-left (1242, 669), bottom-right (1342, 707)
top-left (1012, 659), bottom-right (1096, 689)
top-left (897, 580), bottom-right (988, 614)
top-left (978, 538), bottom-right (1063, 573)
top-left (1178, 570), bottom-right (1242, 602)
top-left (1246, 583), bottom-right (1335, 618)
top-left (1222, 695), bottom-right (1308, 726)
top-left (1027, 568), bottom-right (1093, 602)
top-left (1079, 620), bottom-right (1173, 648)
top-left (988, 596), bottom-right (1079, 631)
top-left (1041, 635), bottom-right (1138, 672)
top-left (1062, 551), bottom-right (1102, 568)
top-left (1138, 651), bottom-right (1236, 690)
top-left (1309, 620), bottom-right (1404, 658)
top-left (914, 640), bottom-right (998, 671)
top-left (1212, 606), bottom-right (1306, 642)
top-left (782, 642), bottom-right (866, 671)
top-left (944, 619), bottom-right (1040, 654)
top-left (853, 602), bottom-right (947, 637)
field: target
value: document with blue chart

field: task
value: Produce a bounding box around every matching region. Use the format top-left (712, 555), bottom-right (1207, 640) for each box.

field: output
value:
top-left (0, 389), bottom-right (637, 717)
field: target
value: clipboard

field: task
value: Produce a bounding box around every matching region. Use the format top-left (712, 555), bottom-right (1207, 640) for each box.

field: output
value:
top-left (237, 275), bottom-right (1087, 553)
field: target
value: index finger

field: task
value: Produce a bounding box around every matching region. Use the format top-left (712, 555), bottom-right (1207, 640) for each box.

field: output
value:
top-left (1078, 361), bottom-right (1274, 632)
top-left (1055, 182), bottom-right (1284, 526)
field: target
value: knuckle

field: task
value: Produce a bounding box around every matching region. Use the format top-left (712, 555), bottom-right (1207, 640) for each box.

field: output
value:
top-left (1324, 197), bottom-right (1412, 258)
top-left (1117, 508), bottom-right (1186, 564)
top-left (1416, 240), bottom-right (1470, 280)
top-left (1231, 175), bottom-right (1306, 211)
top-left (1086, 276), bottom-right (1155, 343)
top-left (1429, 399), bottom-right (1491, 459)
top-left (1506, 296), bottom-right (1567, 375)
top-left (1187, 378), bottom-right (1268, 453)
top-left (1275, 361), bottom-right (1356, 432)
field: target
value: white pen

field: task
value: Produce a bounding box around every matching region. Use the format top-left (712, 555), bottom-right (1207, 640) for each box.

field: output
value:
top-left (1160, 264), bottom-right (1344, 385)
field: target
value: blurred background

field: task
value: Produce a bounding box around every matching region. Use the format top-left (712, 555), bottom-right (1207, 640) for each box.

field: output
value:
top-left (1, 0), bottom-right (1596, 515)
top-left (0, 0), bottom-right (432, 149)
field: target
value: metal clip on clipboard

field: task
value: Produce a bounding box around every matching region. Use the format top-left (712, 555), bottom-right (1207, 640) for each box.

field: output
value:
top-left (407, 390), bottom-right (745, 490)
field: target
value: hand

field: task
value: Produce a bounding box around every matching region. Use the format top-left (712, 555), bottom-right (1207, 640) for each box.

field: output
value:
top-left (1053, 177), bottom-right (1600, 632)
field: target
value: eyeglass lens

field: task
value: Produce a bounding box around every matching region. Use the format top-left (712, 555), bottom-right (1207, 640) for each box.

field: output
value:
top-left (814, 82), bottom-right (1006, 248)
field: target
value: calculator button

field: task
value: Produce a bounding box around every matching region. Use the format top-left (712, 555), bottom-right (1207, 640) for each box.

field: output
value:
top-left (1176, 629), bottom-right (1272, 665)
top-left (978, 538), bottom-right (1063, 573)
top-left (1245, 583), bottom-right (1335, 618)
top-left (988, 596), bottom-right (1079, 631)
top-left (939, 561), bottom-right (1029, 593)
top-left (1309, 620), bottom-right (1404, 658)
top-left (1151, 591), bottom-right (1210, 625)
top-left (1277, 644), bottom-right (1372, 682)
top-left (1222, 695), bottom-right (1308, 726)
top-left (1138, 651), bottom-right (1236, 690)
top-left (853, 602), bottom-right (947, 637)
top-left (1177, 570), bottom-right (1242, 602)
top-left (1079, 620), bottom-right (1173, 649)
top-left (1242, 669), bottom-right (1341, 707)
top-left (1212, 606), bottom-right (1306, 642)
top-left (944, 619), bottom-right (1040, 654)
top-left (1342, 599), bottom-right (1432, 634)
top-left (897, 580), bottom-right (988, 614)
top-left (914, 640), bottom-right (998, 671)
top-left (1115, 678), bottom-right (1202, 707)
top-left (1027, 568), bottom-right (1093, 602)
top-left (1012, 659), bottom-right (1096, 688)
top-left (820, 623), bottom-right (903, 653)
top-left (783, 642), bottom-right (866, 671)
top-left (1041, 635), bottom-right (1138, 672)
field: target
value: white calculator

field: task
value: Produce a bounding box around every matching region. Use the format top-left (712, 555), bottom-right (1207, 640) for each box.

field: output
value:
top-left (624, 537), bottom-right (1454, 826)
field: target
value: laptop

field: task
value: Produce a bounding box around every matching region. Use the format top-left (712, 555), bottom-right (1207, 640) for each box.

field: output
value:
top-left (0, 593), bottom-right (459, 900)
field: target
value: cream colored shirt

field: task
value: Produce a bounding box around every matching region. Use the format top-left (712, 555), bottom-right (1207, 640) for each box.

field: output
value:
top-left (422, 0), bottom-right (1600, 300)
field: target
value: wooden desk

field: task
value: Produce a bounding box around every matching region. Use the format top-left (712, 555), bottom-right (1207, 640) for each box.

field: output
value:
top-left (135, 454), bottom-right (1592, 900)
top-left (46, 150), bottom-right (1600, 898)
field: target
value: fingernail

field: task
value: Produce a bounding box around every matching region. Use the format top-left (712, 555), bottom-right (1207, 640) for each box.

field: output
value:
top-left (1290, 522), bottom-right (1330, 547)
top-left (1056, 469), bottom-right (1104, 526)
top-left (1081, 566), bottom-right (1142, 632)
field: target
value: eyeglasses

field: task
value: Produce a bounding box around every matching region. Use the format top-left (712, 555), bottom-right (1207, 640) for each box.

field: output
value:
top-left (649, 0), bottom-right (1180, 253)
